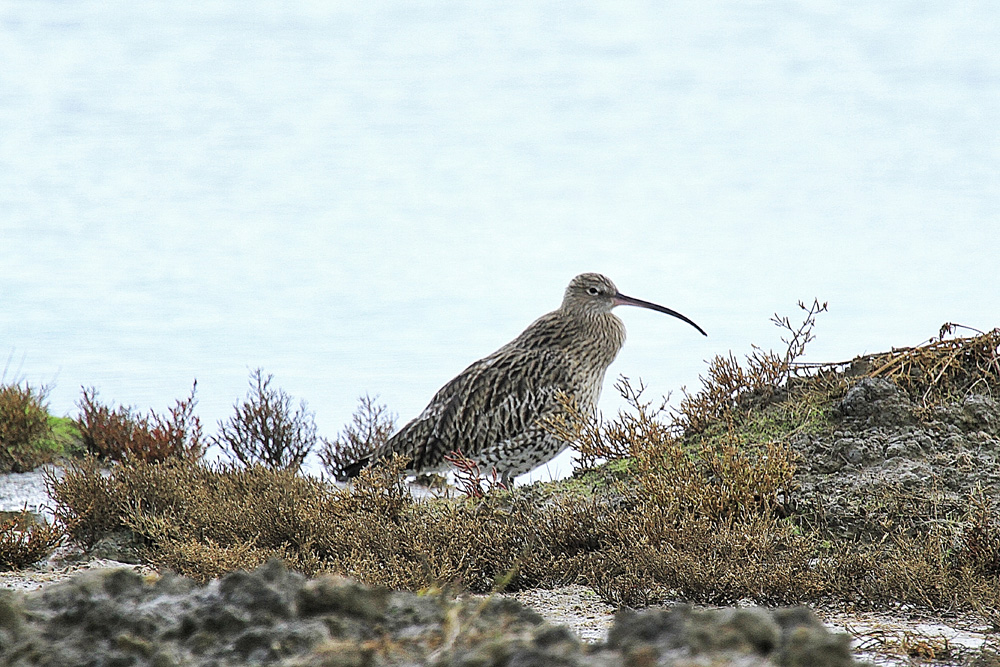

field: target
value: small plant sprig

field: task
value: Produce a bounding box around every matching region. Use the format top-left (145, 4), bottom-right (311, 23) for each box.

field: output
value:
top-left (674, 299), bottom-right (827, 434)
top-left (443, 450), bottom-right (506, 498)
top-left (212, 369), bottom-right (316, 472)
top-left (774, 299), bottom-right (829, 375)
top-left (551, 380), bottom-right (672, 469)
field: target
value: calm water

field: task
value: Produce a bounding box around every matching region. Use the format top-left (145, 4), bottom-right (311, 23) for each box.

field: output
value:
top-left (2, 1), bottom-right (998, 481)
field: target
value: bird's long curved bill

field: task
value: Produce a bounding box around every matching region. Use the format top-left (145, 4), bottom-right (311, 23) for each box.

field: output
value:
top-left (613, 293), bottom-right (708, 336)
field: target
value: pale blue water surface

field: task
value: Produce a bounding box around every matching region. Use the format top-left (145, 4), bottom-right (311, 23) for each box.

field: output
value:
top-left (2, 1), bottom-right (998, 482)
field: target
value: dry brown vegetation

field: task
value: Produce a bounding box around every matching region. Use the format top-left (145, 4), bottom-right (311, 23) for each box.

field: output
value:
top-left (211, 369), bottom-right (317, 472)
top-left (45, 394), bottom-right (1000, 616)
top-left (76, 383), bottom-right (203, 463)
top-left (31, 309), bottom-right (1000, 630)
top-left (850, 323), bottom-right (1000, 407)
top-left (0, 382), bottom-right (54, 473)
top-left (45, 378), bottom-right (1000, 616)
top-left (0, 510), bottom-right (65, 571)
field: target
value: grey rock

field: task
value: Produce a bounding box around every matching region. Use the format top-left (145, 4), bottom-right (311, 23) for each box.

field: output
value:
top-left (833, 378), bottom-right (915, 427)
top-left (606, 603), bottom-right (856, 666)
top-left (963, 394), bottom-right (1000, 432)
top-left (0, 562), bottom-right (864, 666)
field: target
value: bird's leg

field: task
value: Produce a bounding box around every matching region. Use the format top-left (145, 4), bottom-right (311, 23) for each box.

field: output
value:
top-left (499, 470), bottom-right (514, 489)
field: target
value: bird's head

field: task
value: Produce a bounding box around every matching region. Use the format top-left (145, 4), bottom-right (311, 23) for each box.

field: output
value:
top-left (561, 273), bottom-right (707, 336)
top-left (562, 273), bottom-right (620, 315)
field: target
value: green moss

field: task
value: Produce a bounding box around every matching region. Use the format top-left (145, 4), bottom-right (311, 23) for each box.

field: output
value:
top-left (744, 395), bottom-right (833, 440)
top-left (552, 459), bottom-right (634, 496)
top-left (37, 416), bottom-right (84, 457)
top-left (681, 385), bottom-right (837, 457)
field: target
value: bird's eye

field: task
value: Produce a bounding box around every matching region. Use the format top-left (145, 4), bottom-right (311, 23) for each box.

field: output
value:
top-left (587, 286), bottom-right (600, 296)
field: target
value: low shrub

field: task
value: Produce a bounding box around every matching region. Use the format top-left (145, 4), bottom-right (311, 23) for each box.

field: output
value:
top-left (318, 394), bottom-right (394, 480)
top-left (671, 299), bottom-right (829, 436)
top-left (211, 369), bottom-right (316, 472)
top-left (0, 382), bottom-right (56, 472)
top-left (0, 511), bottom-right (65, 570)
top-left (37, 309), bottom-right (1000, 623)
top-left (45, 412), bottom-right (1000, 615)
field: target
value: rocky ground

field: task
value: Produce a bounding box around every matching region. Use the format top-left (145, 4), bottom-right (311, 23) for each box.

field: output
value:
top-left (790, 376), bottom-right (1000, 541)
top-left (3, 373), bottom-right (1000, 665)
top-left (1, 558), bottom-right (863, 666)
top-left (0, 553), bottom-right (994, 666)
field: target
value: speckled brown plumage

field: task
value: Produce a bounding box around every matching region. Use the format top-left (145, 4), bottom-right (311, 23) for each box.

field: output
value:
top-left (344, 273), bottom-right (706, 485)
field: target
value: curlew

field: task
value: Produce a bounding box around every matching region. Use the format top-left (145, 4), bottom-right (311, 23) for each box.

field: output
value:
top-left (342, 273), bottom-right (706, 486)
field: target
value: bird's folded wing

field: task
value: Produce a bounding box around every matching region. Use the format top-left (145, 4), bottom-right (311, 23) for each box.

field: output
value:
top-left (381, 347), bottom-right (576, 471)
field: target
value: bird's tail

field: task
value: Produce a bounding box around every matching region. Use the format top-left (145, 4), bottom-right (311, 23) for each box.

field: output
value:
top-left (333, 455), bottom-right (371, 482)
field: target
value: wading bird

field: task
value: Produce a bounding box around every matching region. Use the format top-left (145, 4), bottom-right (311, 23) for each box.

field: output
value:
top-left (341, 273), bottom-right (706, 486)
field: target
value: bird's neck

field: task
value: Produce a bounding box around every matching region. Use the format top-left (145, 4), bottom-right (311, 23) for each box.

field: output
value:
top-left (579, 311), bottom-right (626, 368)
top-left (513, 310), bottom-right (625, 369)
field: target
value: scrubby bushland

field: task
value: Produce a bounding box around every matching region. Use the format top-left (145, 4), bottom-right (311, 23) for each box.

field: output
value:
top-left (48, 455), bottom-right (538, 587)
top-left (46, 379), bottom-right (1000, 617)
top-left (317, 394), bottom-right (394, 480)
top-left (75, 382), bottom-right (203, 463)
top-left (211, 369), bottom-right (316, 472)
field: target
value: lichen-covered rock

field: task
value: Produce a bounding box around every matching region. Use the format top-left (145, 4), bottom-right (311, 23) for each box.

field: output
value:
top-left (608, 604), bottom-right (856, 667)
top-left (0, 561), bottom-right (864, 666)
top-left (832, 378), bottom-right (916, 427)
